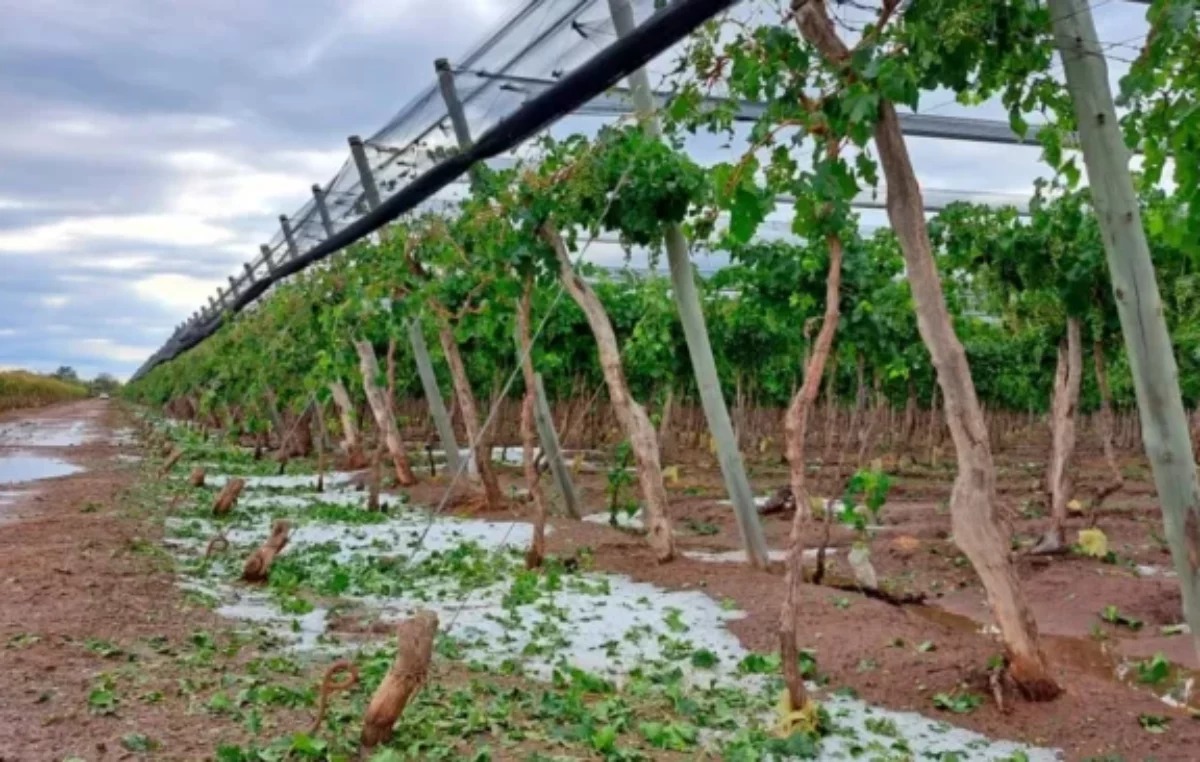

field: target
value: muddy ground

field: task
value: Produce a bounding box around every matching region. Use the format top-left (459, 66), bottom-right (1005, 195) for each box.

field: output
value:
top-left (439, 436), bottom-right (1200, 761)
top-left (1, 399), bottom-right (1198, 760)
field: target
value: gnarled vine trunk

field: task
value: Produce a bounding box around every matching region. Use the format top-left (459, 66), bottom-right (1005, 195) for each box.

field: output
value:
top-left (542, 223), bottom-right (675, 562)
top-left (329, 379), bottom-right (367, 468)
top-left (517, 279), bottom-right (549, 568)
top-left (780, 231), bottom-right (843, 712)
top-left (436, 321), bottom-right (503, 510)
top-left (794, 0), bottom-right (1059, 700)
top-left (352, 340), bottom-right (417, 487)
top-left (1037, 317), bottom-right (1083, 552)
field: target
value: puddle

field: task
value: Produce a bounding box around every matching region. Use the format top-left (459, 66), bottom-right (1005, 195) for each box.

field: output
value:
top-left (0, 452), bottom-right (82, 485)
top-left (0, 420), bottom-right (95, 447)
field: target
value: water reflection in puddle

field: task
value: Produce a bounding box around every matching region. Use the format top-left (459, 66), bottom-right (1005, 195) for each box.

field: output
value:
top-left (0, 420), bottom-right (93, 447)
top-left (0, 452), bottom-right (82, 485)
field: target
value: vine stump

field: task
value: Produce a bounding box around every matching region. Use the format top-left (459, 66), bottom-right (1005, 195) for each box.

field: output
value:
top-left (360, 610), bottom-right (438, 748)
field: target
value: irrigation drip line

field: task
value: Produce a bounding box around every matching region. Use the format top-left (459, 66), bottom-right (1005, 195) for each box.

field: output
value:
top-left (132, 0), bottom-right (737, 382)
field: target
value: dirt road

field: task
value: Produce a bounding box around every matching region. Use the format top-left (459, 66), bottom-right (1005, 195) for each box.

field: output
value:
top-left (0, 401), bottom-right (260, 759)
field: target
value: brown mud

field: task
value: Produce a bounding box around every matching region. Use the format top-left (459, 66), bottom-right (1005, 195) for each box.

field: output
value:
top-left (439, 440), bottom-right (1200, 762)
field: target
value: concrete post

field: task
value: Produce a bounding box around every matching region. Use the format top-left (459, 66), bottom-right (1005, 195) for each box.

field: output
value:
top-left (406, 319), bottom-right (462, 476)
top-left (260, 244), bottom-right (275, 273)
top-left (348, 135), bottom-right (390, 243)
top-left (279, 215), bottom-right (300, 261)
top-left (312, 183), bottom-right (335, 237)
top-left (435, 58), bottom-right (474, 150)
top-left (1051, 0), bottom-right (1200, 661)
top-left (348, 135), bottom-right (383, 211)
top-left (534, 372), bottom-right (580, 518)
top-left (606, 0), bottom-right (768, 567)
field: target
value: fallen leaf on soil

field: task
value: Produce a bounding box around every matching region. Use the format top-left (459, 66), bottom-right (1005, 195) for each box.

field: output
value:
top-left (1078, 528), bottom-right (1108, 558)
top-left (776, 690), bottom-right (822, 736)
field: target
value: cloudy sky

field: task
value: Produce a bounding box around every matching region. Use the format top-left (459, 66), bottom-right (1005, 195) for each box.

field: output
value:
top-left (0, 0), bottom-right (519, 379)
top-left (0, 0), bottom-right (1149, 380)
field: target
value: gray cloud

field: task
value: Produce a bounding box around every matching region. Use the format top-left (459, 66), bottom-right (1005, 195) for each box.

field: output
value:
top-left (0, 0), bottom-right (516, 378)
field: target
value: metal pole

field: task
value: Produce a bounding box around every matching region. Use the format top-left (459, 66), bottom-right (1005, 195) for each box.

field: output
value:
top-left (279, 215), bottom-right (300, 260)
top-left (244, 263), bottom-right (256, 284)
top-left (228, 276), bottom-right (239, 297)
top-left (534, 372), bottom-right (580, 518)
top-left (312, 183), bottom-right (336, 237)
top-left (1051, 0), bottom-right (1200, 661)
top-left (606, 0), bottom-right (768, 567)
top-left (260, 244), bottom-right (275, 273)
top-left (437, 55), bottom-right (577, 508)
top-left (406, 319), bottom-right (462, 476)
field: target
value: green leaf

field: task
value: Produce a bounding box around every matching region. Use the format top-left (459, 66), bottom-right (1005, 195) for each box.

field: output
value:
top-left (1139, 713), bottom-right (1170, 733)
top-left (844, 90), bottom-right (881, 124)
top-left (690, 649), bottom-right (719, 668)
top-left (729, 187), bottom-right (768, 244)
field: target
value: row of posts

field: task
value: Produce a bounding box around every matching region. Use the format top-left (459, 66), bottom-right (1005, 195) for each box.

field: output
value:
top-left (170, 51), bottom-right (579, 516)
top-left (171, 1), bottom-right (760, 555)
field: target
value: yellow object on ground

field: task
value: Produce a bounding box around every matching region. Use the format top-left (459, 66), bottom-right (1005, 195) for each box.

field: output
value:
top-left (777, 690), bottom-right (822, 736)
top-left (1078, 528), bottom-right (1108, 558)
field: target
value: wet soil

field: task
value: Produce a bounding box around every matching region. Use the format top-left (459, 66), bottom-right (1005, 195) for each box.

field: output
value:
top-left (441, 441), bottom-right (1200, 762)
top-left (0, 401), bottom-right (292, 759)
top-left (6, 399), bottom-right (1199, 760)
